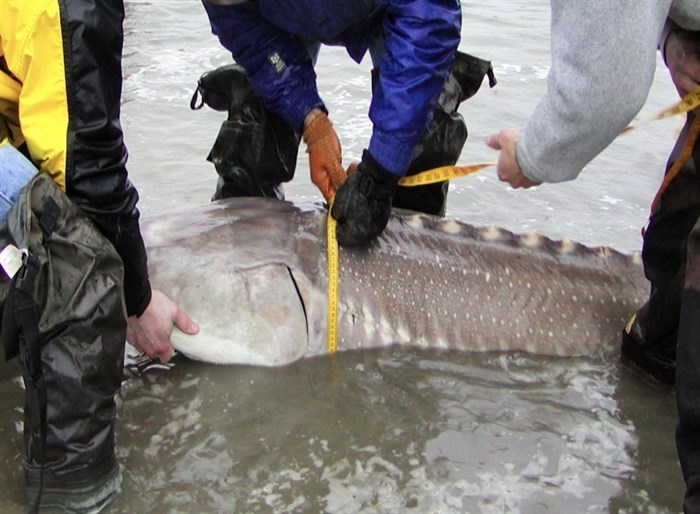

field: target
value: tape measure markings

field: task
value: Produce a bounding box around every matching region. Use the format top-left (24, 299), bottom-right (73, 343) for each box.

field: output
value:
top-left (326, 210), bottom-right (339, 354)
top-left (398, 162), bottom-right (496, 187)
top-left (623, 85), bottom-right (700, 133)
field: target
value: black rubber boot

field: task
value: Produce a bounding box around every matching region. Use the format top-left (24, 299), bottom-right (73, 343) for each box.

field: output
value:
top-left (678, 290), bottom-right (700, 513)
top-left (22, 308), bottom-right (125, 514)
top-left (676, 213), bottom-right (700, 514)
top-left (620, 309), bottom-right (676, 388)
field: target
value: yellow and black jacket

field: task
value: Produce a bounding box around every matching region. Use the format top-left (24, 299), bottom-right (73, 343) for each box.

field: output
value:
top-left (0, 0), bottom-right (151, 316)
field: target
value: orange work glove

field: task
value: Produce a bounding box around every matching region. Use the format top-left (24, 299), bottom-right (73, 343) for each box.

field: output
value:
top-left (302, 111), bottom-right (347, 202)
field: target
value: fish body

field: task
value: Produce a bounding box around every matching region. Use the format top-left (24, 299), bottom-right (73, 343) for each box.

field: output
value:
top-left (140, 198), bottom-right (648, 366)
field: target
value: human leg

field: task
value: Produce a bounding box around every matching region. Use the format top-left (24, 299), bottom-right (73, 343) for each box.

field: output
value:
top-left (622, 111), bottom-right (700, 386)
top-left (191, 64), bottom-right (299, 200)
top-left (2, 174), bottom-right (125, 512)
top-left (676, 213), bottom-right (700, 514)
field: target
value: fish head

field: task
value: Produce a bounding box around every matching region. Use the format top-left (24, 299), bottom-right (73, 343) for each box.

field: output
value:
top-left (139, 198), bottom-right (326, 366)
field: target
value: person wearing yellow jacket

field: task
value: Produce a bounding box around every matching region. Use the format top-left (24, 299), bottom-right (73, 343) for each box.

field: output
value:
top-left (0, 1), bottom-right (199, 511)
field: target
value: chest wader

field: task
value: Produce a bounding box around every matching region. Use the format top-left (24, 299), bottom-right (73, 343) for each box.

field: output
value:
top-left (380, 51), bottom-right (497, 217)
top-left (190, 64), bottom-right (300, 201)
top-left (621, 111), bottom-right (700, 388)
top-left (677, 210), bottom-right (700, 513)
top-left (0, 173), bottom-right (125, 513)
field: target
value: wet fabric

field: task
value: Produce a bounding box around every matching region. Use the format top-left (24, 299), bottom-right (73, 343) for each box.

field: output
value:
top-left (391, 51), bottom-right (496, 216)
top-left (191, 64), bottom-right (299, 200)
top-left (1, 173), bottom-right (125, 503)
top-left (201, 0), bottom-right (461, 176)
top-left (0, 0), bottom-right (151, 318)
top-left (624, 108), bottom-right (700, 510)
top-left (622, 111), bottom-right (700, 384)
top-left (194, 51), bottom-right (496, 217)
top-left (668, 111), bottom-right (700, 511)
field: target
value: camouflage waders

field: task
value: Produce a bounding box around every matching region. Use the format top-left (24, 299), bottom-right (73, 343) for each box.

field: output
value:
top-left (1, 173), bottom-right (125, 513)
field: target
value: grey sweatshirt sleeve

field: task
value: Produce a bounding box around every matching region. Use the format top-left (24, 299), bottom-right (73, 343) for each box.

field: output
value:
top-left (516, 0), bottom-right (672, 184)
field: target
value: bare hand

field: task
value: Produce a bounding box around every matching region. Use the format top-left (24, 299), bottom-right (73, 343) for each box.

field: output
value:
top-left (126, 289), bottom-right (199, 362)
top-left (486, 128), bottom-right (541, 189)
top-left (665, 29), bottom-right (700, 98)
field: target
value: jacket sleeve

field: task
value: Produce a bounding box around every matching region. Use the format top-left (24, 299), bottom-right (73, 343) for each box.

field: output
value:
top-left (15, 1), bottom-right (151, 316)
top-left (515, 0), bottom-right (670, 183)
top-left (367, 0), bottom-right (462, 176)
top-left (202, 1), bottom-right (324, 133)
top-left (62, 1), bottom-right (151, 316)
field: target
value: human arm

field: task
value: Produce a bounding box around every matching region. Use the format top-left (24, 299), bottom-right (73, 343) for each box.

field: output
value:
top-left (330, 0), bottom-right (461, 245)
top-left (127, 290), bottom-right (199, 363)
top-left (201, 1), bottom-right (323, 133)
top-left (13, 1), bottom-right (153, 316)
top-left (367, 0), bottom-right (462, 178)
top-left (202, 1), bottom-right (347, 200)
top-left (11, 2), bottom-right (199, 360)
top-left (488, 0), bottom-right (672, 186)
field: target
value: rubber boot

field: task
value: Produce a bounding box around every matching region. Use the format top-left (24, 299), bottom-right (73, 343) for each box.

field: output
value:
top-left (22, 311), bottom-right (125, 514)
top-left (3, 174), bottom-right (125, 513)
top-left (191, 64), bottom-right (299, 200)
top-left (620, 304), bottom-right (676, 387)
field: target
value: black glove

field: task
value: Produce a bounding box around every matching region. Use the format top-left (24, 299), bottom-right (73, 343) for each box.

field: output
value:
top-left (330, 150), bottom-right (400, 246)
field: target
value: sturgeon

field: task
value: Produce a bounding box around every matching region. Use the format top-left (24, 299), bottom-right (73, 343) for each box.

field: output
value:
top-left (139, 197), bottom-right (649, 366)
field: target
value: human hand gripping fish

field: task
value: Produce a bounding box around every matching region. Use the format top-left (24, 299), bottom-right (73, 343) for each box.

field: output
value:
top-left (127, 289), bottom-right (199, 362)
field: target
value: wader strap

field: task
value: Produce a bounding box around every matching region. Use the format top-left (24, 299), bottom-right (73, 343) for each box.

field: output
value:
top-left (15, 256), bottom-right (47, 514)
top-left (1, 279), bottom-right (20, 361)
top-left (15, 254), bottom-right (42, 380)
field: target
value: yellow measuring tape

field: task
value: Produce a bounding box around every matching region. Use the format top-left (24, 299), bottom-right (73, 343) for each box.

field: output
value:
top-left (326, 205), bottom-right (339, 354)
top-left (398, 161), bottom-right (496, 187)
top-left (325, 85), bottom-right (700, 354)
top-left (623, 85), bottom-right (700, 133)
